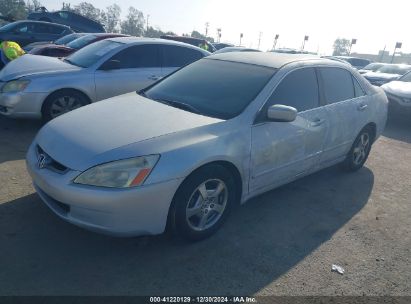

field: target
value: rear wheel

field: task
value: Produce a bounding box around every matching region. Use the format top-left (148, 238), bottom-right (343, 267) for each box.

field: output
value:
top-left (342, 127), bottom-right (373, 171)
top-left (169, 165), bottom-right (236, 241)
top-left (42, 90), bottom-right (89, 121)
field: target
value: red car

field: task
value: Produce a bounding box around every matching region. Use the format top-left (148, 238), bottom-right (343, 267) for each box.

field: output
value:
top-left (29, 33), bottom-right (129, 57)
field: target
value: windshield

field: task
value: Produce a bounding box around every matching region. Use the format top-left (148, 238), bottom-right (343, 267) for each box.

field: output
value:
top-left (399, 72), bottom-right (411, 82)
top-left (55, 33), bottom-right (84, 45)
top-left (144, 59), bottom-right (275, 119)
top-left (65, 40), bottom-right (122, 68)
top-left (362, 63), bottom-right (384, 71)
top-left (66, 35), bottom-right (98, 50)
top-left (376, 65), bottom-right (411, 75)
top-left (0, 22), bottom-right (17, 32)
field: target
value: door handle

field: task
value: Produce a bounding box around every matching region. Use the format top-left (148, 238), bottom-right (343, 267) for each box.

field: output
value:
top-left (311, 118), bottom-right (325, 127)
top-left (148, 75), bottom-right (161, 81)
top-left (358, 104), bottom-right (368, 111)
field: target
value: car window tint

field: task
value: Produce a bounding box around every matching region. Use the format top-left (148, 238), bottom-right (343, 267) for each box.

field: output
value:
top-left (110, 44), bottom-right (160, 68)
top-left (17, 24), bottom-right (28, 33)
top-left (267, 67), bottom-right (319, 112)
top-left (48, 25), bottom-right (65, 35)
top-left (58, 12), bottom-right (69, 19)
top-left (162, 45), bottom-right (203, 67)
top-left (320, 67), bottom-right (355, 104)
top-left (33, 23), bottom-right (50, 34)
top-left (353, 76), bottom-right (365, 97)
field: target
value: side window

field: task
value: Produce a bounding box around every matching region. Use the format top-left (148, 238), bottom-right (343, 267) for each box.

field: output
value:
top-left (320, 67), bottom-right (355, 104)
top-left (162, 45), bottom-right (203, 67)
top-left (267, 67), bottom-right (319, 112)
top-left (16, 24), bottom-right (28, 33)
top-left (48, 25), bottom-right (65, 35)
top-left (33, 23), bottom-right (50, 34)
top-left (353, 76), bottom-right (366, 97)
top-left (109, 45), bottom-right (160, 69)
top-left (58, 12), bottom-right (69, 19)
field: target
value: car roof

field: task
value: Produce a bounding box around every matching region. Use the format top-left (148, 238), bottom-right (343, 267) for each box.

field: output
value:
top-left (11, 20), bottom-right (70, 28)
top-left (207, 52), bottom-right (327, 69)
top-left (107, 37), bottom-right (210, 52)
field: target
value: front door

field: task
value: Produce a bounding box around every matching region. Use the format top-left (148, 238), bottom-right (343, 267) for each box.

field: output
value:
top-left (249, 67), bottom-right (328, 193)
top-left (94, 44), bottom-right (162, 101)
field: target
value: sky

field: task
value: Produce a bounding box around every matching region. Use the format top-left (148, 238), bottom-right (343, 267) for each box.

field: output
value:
top-left (41, 0), bottom-right (411, 55)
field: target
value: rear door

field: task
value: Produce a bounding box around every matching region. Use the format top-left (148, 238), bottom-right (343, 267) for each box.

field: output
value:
top-left (318, 67), bottom-right (368, 163)
top-left (250, 67), bottom-right (329, 193)
top-left (94, 44), bottom-right (162, 101)
top-left (160, 45), bottom-right (204, 78)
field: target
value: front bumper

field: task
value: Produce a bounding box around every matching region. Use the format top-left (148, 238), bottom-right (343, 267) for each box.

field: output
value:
top-left (0, 91), bottom-right (48, 119)
top-left (26, 143), bottom-right (183, 237)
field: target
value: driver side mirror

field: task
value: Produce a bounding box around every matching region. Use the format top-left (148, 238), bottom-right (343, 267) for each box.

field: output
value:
top-left (100, 59), bottom-right (121, 71)
top-left (267, 104), bottom-right (297, 122)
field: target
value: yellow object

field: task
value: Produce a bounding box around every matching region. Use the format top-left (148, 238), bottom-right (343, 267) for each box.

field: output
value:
top-left (0, 41), bottom-right (25, 61)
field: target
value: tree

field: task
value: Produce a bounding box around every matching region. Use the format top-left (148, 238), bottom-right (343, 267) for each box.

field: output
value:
top-left (0, 0), bottom-right (26, 24)
top-left (120, 7), bottom-right (145, 36)
top-left (191, 30), bottom-right (214, 43)
top-left (145, 25), bottom-right (176, 38)
top-left (25, 0), bottom-right (42, 13)
top-left (73, 2), bottom-right (105, 23)
top-left (105, 4), bottom-right (121, 33)
top-left (332, 38), bottom-right (351, 56)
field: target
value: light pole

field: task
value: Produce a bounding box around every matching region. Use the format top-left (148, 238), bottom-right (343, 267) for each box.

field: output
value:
top-left (272, 34), bottom-right (279, 50)
top-left (391, 42), bottom-right (402, 63)
top-left (217, 28), bottom-right (221, 43)
top-left (239, 33), bottom-right (243, 46)
top-left (205, 22), bottom-right (209, 37)
top-left (258, 32), bottom-right (262, 50)
top-left (348, 38), bottom-right (357, 55)
top-left (146, 14), bottom-right (150, 33)
top-left (301, 35), bottom-right (309, 51)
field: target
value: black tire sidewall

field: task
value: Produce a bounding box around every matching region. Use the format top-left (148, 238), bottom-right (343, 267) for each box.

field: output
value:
top-left (172, 165), bottom-right (236, 241)
top-left (42, 90), bottom-right (87, 121)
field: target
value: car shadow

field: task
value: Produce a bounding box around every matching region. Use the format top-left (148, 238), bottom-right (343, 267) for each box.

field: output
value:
top-left (0, 116), bottom-right (43, 164)
top-left (383, 107), bottom-right (411, 144)
top-left (0, 165), bottom-right (374, 295)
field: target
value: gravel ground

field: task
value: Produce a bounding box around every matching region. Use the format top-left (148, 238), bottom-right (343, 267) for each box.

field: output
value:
top-left (0, 111), bottom-right (410, 296)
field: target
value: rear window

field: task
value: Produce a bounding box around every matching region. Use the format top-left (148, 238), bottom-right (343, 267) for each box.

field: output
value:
top-left (162, 45), bottom-right (203, 67)
top-left (145, 59), bottom-right (275, 120)
top-left (66, 35), bottom-right (97, 50)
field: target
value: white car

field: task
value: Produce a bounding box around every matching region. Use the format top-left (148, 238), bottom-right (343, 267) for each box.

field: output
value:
top-left (381, 71), bottom-right (411, 108)
top-left (27, 53), bottom-right (388, 240)
top-left (0, 37), bottom-right (209, 120)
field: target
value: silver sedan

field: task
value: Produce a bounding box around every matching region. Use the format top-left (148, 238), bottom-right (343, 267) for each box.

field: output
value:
top-left (27, 53), bottom-right (388, 241)
top-left (0, 37), bottom-right (209, 120)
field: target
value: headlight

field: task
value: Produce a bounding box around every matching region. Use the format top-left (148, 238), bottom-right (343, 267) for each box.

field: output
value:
top-left (1, 80), bottom-right (30, 93)
top-left (74, 155), bottom-right (160, 188)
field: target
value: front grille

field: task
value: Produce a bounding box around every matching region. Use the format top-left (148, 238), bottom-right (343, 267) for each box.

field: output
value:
top-left (36, 145), bottom-right (68, 173)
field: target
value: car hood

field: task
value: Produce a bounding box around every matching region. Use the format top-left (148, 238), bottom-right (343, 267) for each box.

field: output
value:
top-left (35, 93), bottom-right (223, 171)
top-left (0, 54), bottom-right (81, 81)
top-left (381, 81), bottom-right (411, 97)
top-left (364, 71), bottom-right (401, 80)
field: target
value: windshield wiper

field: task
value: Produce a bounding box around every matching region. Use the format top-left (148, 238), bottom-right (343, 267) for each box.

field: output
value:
top-left (154, 98), bottom-right (201, 115)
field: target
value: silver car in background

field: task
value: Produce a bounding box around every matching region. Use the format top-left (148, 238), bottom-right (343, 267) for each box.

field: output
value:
top-left (27, 53), bottom-right (388, 241)
top-left (0, 37), bottom-right (209, 120)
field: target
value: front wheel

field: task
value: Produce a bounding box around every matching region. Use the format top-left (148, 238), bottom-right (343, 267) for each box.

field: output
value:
top-left (169, 165), bottom-right (236, 241)
top-left (42, 90), bottom-right (88, 121)
top-left (342, 127), bottom-right (373, 171)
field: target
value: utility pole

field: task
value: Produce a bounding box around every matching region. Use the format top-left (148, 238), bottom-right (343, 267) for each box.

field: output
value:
top-left (272, 34), bottom-right (279, 50)
top-left (239, 33), bottom-right (243, 46)
top-left (380, 45), bottom-right (386, 62)
top-left (205, 22), bottom-right (209, 37)
top-left (258, 32), bottom-right (262, 50)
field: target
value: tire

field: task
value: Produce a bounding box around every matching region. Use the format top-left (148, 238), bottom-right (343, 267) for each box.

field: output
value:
top-left (342, 127), bottom-right (373, 172)
top-left (42, 90), bottom-right (89, 121)
top-left (169, 165), bottom-right (236, 241)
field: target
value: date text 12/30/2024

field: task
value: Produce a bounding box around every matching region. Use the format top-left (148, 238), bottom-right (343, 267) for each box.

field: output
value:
top-left (150, 297), bottom-right (257, 303)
